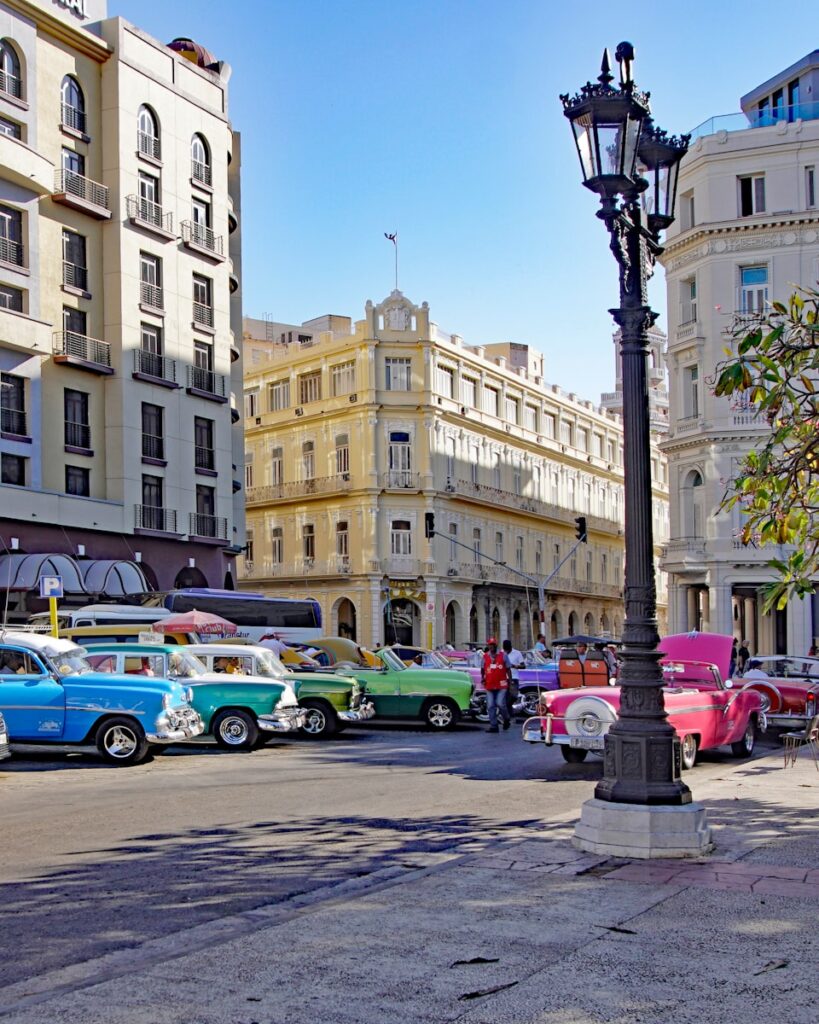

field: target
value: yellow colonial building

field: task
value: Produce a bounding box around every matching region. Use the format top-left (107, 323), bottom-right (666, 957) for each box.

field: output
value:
top-left (241, 291), bottom-right (669, 649)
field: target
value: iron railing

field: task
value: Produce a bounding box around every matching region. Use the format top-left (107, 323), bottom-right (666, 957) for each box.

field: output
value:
top-left (62, 261), bottom-right (87, 291)
top-left (61, 103), bottom-right (86, 134)
top-left (189, 513), bottom-right (227, 539)
top-left (141, 433), bottom-right (164, 460)
top-left (135, 504), bottom-right (176, 532)
top-left (192, 301), bottom-right (214, 328)
top-left (187, 365), bottom-right (226, 397)
top-left (0, 236), bottom-right (23, 267)
top-left (140, 282), bottom-right (164, 310)
top-left (0, 70), bottom-right (21, 99)
top-left (191, 159), bottom-right (212, 186)
top-left (245, 475), bottom-right (352, 504)
top-left (133, 349), bottom-right (176, 383)
top-left (54, 331), bottom-right (111, 367)
top-left (181, 220), bottom-right (223, 256)
top-left (137, 130), bottom-right (161, 160)
top-left (380, 470), bottom-right (420, 490)
top-left (54, 169), bottom-right (109, 210)
top-left (64, 419), bottom-right (91, 449)
top-left (126, 195), bottom-right (173, 233)
top-left (194, 446), bottom-right (215, 471)
top-left (1, 407), bottom-right (26, 435)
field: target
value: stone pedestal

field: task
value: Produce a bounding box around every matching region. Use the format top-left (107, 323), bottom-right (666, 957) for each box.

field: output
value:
top-left (573, 798), bottom-right (713, 859)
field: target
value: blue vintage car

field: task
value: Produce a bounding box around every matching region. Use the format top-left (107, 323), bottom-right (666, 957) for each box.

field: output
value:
top-left (0, 631), bottom-right (203, 766)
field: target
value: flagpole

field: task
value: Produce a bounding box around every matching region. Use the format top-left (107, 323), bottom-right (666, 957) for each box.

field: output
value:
top-left (385, 232), bottom-right (398, 291)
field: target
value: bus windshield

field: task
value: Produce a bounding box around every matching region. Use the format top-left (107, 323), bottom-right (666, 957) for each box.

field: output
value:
top-left (163, 589), bottom-right (322, 644)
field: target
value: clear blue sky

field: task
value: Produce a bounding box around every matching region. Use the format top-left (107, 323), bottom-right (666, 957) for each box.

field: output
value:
top-left (119, 0), bottom-right (817, 401)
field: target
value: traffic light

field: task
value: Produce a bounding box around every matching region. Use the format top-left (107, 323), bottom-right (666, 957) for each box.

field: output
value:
top-left (425, 512), bottom-right (435, 539)
top-left (574, 516), bottom-right (587, 543)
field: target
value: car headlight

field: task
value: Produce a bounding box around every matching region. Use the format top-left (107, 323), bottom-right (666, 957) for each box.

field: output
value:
top-left (162, 693), bottom-right (171, 709)
top-left (186, 687), bottom-right (194, 703)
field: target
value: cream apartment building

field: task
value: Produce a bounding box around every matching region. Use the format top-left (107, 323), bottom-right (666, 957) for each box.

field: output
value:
top-left (241, 291), bottom-right (670, 650)
top-left (0, 0), bottom-right (243, 619)
top-left (660, 50), bottom-right (819, 654)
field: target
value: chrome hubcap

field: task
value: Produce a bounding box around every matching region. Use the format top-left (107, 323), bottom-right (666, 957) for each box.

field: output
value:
top-left (681, 735), bottom-right (696, 766)
top-left (220, 717), bottom-right (249, 745)
top-left (105, 726), bottom-right (138, 759)
top-left (303, 710), bottom-right (326, 734)
top-left (428, 703), bottom-right (453, 727)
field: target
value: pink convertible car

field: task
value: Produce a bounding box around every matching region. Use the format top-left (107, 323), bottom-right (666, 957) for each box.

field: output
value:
top-left (522, 632), bottom-right (765, 768)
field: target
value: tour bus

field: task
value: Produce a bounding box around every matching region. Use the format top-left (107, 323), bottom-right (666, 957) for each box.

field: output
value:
top-left (162, 589), bottom-right (322, 644)
top-left (27, 604), bottom-right (171, 631)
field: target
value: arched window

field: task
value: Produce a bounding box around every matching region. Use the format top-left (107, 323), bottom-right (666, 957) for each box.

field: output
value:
top-left (683, 469), bottom-right (705, 539)
top-left (138, 105), bottom-right (160, 159)
top-left (191, 133), bottom-right (211, 185)
top-left (61, 75), bottom-right (85, 134)
top-left (0, 40), bottom-right (21, 99)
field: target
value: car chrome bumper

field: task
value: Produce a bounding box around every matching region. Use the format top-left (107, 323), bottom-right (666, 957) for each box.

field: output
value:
top-left (147, 718), bottom-right (205, 743)
top-left (522, 714), bottom-right (554, 744)
top-left (0, 735), bottom-right (9, 761)
top-left (765, 710), bottom-right (811, 729)
top-left (339, 700), bottom-right (376, 723)
top-left (258, 709), bottom-right (307, 733)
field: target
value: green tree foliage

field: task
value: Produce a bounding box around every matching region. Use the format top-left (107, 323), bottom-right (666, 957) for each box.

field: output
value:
top-left (712, 287), bottom-right (819, 611)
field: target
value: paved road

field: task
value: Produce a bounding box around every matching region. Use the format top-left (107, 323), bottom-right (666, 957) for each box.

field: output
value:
top-left (0, 721), bottom-right (778, 991)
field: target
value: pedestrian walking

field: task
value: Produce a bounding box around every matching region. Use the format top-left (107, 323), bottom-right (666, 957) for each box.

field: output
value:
top-left (481, 638), bottom-right (511, 733)
top-left (737, 639), bottom-right (751, 675)
top-left (502, 639), bottom-right (525, 719)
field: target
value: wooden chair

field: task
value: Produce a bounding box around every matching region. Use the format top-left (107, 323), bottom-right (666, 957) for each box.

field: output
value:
top-left (783, 713), bottom-right (819, 769)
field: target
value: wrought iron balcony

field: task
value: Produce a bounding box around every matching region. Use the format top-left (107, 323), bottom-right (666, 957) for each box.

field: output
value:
top-left (137, 130), bottom-right (161, 160)
top-left (135, 504), bottom-right (177, 533)
top-left (245, 474), bottom-right (352, 505)
top-left (189, 512), bottom-right (227, 540)
top-left (53, 331), bottom-right (112, 372)
top-left (126, 195), bottom-right (173, 234)
top-left (53, 169), bottom-right (110, 217)
top-left (62, 261), bottom-right (87, 291)
top-left (194, 445), bottom-right (215, 471)
top-left (191, 159), bottom-right (212, 186)
top-left (0, 70), bottom-right (21, 99)
top-left (133, 348), bottom-right (176, 383)
top-left (186, 365), bottom-right (226, 398)
top-left (181, 220), bottom-right (224, 257)
top-left (140, 282), bottom-right (164, 310)
top-left (64, 419), bottom-right (90, 449)
top-left (141, 433), bottom-right (164, 460)
top-left (380, 470), bottom-right (420, 490)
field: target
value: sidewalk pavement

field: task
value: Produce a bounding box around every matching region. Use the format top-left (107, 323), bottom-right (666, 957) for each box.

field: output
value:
top-left (2, 748), bottom-right (816, 1024)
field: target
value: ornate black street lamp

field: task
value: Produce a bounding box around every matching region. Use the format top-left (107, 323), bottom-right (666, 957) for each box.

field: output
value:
top-left (561, 44), bottom-right (691, 807)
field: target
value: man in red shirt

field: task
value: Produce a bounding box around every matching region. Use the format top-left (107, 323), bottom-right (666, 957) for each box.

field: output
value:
top-left (481, 638), bottom-right (511, 733)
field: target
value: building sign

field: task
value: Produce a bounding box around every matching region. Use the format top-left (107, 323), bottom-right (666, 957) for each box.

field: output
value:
top-left (38, 575), bottom-right (63, 599)
top-left (53, 0), bottom-right (89, 19)
top-left (387, 580), bottom-right (426, 602)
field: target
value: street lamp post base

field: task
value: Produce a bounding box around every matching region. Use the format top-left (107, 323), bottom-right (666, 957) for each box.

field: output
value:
top-left (573, 798), bottom-right (713, 859)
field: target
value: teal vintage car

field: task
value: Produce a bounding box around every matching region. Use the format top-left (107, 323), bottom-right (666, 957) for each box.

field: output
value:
top-left (186, 644), bottom-right (375, 739)
top-left (84, 643), bottom-right (304, 750)
top-left (308, 640), bottom-right (473, 729)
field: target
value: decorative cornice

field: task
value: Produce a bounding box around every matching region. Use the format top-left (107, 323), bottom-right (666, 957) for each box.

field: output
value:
top-left (662, 216), bottom-right (819, 272)
top-left (4, 0), bottom-right (111, 60)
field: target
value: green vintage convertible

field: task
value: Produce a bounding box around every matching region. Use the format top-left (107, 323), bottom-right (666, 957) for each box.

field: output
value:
top-left (305, 639), bottom-right (473, 729)
top-left (83, 643), bottom-right (305, 750)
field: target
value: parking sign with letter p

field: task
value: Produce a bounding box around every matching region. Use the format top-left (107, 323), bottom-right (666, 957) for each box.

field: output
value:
top-left (39, 575), bottom-right (64, 599)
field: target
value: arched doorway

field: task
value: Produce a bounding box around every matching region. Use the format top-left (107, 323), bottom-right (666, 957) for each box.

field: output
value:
top-left (336, 598), bottom-right (357, 641)
top-left (384, 598), bottom-right (417, 646)
top-left (568, 611), bottom-right (579, 635)
top-left (584, 612), bottom-right (596, 634)
top-left (550, 610), bottom-right (563, 643)
top-left (491, 607), bottom-right (501, 641)
top-left (174, 566), bottom-right (208, 589)
top-left (512, 608), bottom-right (522, 648)
top-left (444, 600), bottom-right (459, 646)
top-left (600, 612), bottom-right (611, 636)
top-left (469, 605), bottom-right (478, 645)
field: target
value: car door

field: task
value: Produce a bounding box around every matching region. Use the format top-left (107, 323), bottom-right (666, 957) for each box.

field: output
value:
top-left (357, 657), bottom-right (408, 718)
top-left (0, 647), bottom-right (66, 739)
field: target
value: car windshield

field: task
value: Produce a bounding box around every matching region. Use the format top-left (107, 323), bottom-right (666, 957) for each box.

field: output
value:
top-left (523, 650), bottom-right (549, 666)
top-left (422, 651), bottom-right (451, 669)
top-left (248, 649), bottom-right (287, 680)
top-left (378, 648), bottom-right (406, 672)
top-left (51, 648), bottom-right (93, 675)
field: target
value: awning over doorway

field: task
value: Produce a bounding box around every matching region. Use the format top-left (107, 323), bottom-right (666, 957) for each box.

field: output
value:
top-left (0, 553), bottom-right (87, 592)
top-left (80, 560), bottom-right (152, 597)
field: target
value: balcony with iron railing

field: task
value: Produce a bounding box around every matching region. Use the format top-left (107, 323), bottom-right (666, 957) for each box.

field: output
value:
top-left (194, 446), bottom-right (215, 471)
top-left (53, 331), bottom-right (113, 374)
top-left (53, 169), bottom-right (110, 219)
top-left (0, 70), bottom-right (21, 100)
top-left (62, 261), bottom-right (87, 292)
top-left (192, 301), bottom-right (214, 328)
top-left (139, 281), bottom-right (164, 311)
top-left (1, 407), bottom-right (26, 436)
top-left (64, 419), bottom-right (91, 449)
top-left (452, 479), bottom-right (622, 534)
top-left (380, 470), bottom-right (420, 490)
top-left (141, 433), bottom-right (164, 461)
top-left (181, 220), bottom-right (224, 258)
top-left (126, 195), bottom-right (174, 237)
top-left (61, 103), bottom-right (86, 135)
top-left (191, 159), bottom-right (212, 187)
top-left (245, 474), bottom-right (352, 505)
top-left (0, 235), bottom-right (23, 268)
top-left (186, 365), bottom-right (226, 400)
top-left (137, 130), bottom-right (161, 161)
top-left (132, 348), bottom-right (177, 386)
top-left (189, 512), bottom-right (227, 540)
top-left (135, 504), bottom-right (177, 533)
